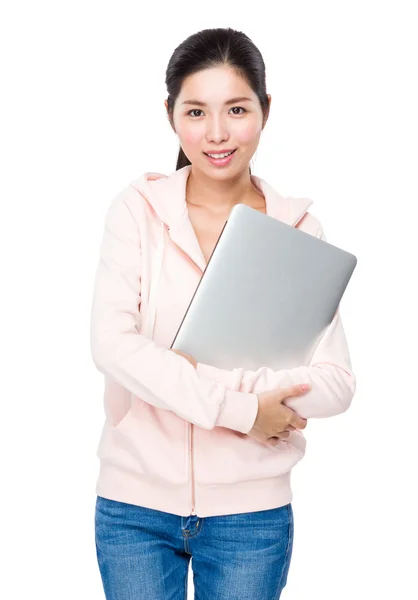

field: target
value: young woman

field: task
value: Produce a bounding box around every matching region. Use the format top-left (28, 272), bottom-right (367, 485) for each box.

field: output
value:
top-left (91, 27), bottom-right (356, 600)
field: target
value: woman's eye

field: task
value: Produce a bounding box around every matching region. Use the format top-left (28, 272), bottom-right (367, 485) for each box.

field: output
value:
top-left (188, 109), bottom-right (204, 117)
top-left (187, 107), bottom-right (246, 117)
top-left (230, 106), bottom-right (246, 115)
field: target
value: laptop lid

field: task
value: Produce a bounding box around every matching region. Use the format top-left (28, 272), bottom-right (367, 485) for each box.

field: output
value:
top-left (171, 203), bottom-right (357, 370)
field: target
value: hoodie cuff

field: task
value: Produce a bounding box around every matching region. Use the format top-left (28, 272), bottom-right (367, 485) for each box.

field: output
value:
top-left (215, 390), bottom-right (259, 434)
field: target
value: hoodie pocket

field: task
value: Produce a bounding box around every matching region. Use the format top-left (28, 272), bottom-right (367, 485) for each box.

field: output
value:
top-left (194, 426), bottom-right (306, 485)
top-left (98, 396), bottom-right (189, 485)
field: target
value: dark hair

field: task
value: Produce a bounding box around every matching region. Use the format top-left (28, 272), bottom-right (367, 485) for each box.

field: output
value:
top-left (165, 27), bottom-right (269, 173)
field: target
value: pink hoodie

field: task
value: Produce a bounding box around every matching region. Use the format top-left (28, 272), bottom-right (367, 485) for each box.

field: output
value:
top-left (90, 165), bottom-right (356, 518)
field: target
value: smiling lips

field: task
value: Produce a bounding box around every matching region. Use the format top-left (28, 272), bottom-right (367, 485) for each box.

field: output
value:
top-left (204, 149), bottom-right (237, 165)
top-left (204, 148), bottom-right (236, 157)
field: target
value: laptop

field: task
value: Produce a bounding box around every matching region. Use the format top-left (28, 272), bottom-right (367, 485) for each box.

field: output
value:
top-left (170, 203), bottom-right (357, 370)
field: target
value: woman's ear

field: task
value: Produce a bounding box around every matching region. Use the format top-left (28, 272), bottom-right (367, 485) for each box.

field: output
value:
top-left (262, 94), bottom-right (272, 130)
top-left (164, 99), bottom-right (176, 134)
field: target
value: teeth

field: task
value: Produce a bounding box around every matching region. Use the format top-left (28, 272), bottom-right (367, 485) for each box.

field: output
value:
top-left (207, 150), bottom-right (234, 158)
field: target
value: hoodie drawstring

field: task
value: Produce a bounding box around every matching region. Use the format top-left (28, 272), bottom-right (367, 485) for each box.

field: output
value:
top-left (145, 221), bottom-right (165, 339)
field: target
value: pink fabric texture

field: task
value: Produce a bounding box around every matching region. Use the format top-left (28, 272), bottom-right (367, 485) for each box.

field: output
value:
top-left (90, 165), bottom-right (356, 517)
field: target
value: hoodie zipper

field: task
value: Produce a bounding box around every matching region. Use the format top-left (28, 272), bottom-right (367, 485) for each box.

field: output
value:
top-left (189, 423), bottom-right (196, 515)
top-left (147, 223), bottom-right (197, 515)
top-left (164, 225), bottom-right (200, 516)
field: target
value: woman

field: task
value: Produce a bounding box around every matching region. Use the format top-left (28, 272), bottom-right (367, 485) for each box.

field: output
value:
top-left (91, 27), bottom-right (356, 600)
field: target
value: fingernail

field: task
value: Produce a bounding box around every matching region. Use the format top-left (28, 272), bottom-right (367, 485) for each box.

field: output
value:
top-left (301, 384), bottom-right (310, 391)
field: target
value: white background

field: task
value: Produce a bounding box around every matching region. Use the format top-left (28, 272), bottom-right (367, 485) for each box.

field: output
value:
top-left (1, 1), bottom-right (417, 598)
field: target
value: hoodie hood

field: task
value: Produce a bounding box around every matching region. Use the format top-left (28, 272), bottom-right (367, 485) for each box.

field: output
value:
top-left (130, 164), bottom-right (313, 230)
top-left (129, 165), bottom-right (313, 275)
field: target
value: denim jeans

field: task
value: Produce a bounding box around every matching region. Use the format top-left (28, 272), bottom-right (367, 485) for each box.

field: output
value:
top-left (95, 495), bottom-right (294, 599)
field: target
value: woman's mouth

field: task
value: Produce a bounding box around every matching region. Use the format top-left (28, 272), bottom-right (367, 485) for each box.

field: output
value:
top-left (203, 148), bottom-right (237, 166)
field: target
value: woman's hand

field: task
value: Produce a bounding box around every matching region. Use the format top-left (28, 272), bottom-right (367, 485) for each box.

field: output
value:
top-left (170, 349), bottom-right (197, 369)
top-left (265, 424), bottom-right (297, 447)
top-left (170, 351), bottom-right (305, 447)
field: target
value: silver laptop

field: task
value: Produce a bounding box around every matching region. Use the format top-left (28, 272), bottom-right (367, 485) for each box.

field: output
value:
top-left (170, 203), bottom-right (357, 370)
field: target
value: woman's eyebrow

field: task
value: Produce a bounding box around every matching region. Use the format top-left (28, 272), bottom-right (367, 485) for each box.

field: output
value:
top-left (181, 96), bottom-right (254, 106)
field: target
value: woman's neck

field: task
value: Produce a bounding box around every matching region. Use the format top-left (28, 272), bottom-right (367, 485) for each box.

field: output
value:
top-left (186, 168), bottom-right (263, 213)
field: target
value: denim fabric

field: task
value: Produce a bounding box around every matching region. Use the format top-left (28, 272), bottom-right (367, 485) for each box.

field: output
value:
top-left (95, 495), bottom-right (294, 599)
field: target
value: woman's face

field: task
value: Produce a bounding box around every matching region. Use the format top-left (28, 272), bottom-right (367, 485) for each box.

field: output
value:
top-left (166, 66), bottom-right (270, 178)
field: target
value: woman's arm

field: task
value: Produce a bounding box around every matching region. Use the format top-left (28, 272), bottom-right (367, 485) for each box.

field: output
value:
top-left (90, 188), bottom-right (259, 433)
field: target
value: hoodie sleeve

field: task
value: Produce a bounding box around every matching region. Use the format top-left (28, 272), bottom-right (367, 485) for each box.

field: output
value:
top-left (196, 227), bottom-right (356, 419)
top-left (89, 190), bottom-right (259, 434)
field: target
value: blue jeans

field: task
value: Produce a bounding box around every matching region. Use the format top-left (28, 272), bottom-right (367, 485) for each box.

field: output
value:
top-left (95, 495), bottom-right (294, 599)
